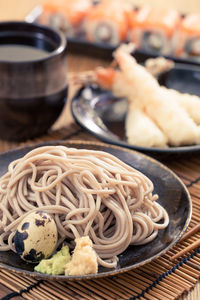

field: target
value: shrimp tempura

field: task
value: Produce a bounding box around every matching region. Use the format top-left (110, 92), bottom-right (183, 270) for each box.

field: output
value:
top-left (126, 101), bottom-right (168, 148)
top-left (162, 87), bottom-right (200, 125)
top-left (75, 44), bottom-right (200, 147)
top-left (114, 45), bottom-right (200, 146)
top-left (96, 66), bottom-right (168, 147)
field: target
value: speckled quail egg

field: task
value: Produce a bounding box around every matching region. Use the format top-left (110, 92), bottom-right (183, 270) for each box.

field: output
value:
top-left (14, 211), bottom-right (58, 263)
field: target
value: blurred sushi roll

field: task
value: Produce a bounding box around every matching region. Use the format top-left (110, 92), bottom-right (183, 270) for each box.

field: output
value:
top-left (40, 0), bottom-right (92, 38)
top-left (128, 5), bottom-right (180, 56)
top-left (176, 14), bottom-right (200, 60)
top-left (84, 0), bottom-right (133, 46)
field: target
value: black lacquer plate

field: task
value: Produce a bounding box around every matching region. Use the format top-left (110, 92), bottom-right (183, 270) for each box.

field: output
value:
top-left (67, 38), bottom-right (200, 65)
top-left (0, 140), bottom-right (191, 281)
top-left (71, 64), bottom-right (200, 159)
top-left (158, 63), bottom-right (200, 96)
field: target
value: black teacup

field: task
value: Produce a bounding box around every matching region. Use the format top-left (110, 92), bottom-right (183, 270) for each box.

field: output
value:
top-left (0, 21), bottom-right (68, 141)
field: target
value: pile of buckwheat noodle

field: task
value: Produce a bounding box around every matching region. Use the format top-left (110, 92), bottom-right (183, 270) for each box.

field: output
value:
top-left (0, 146), bottom-right (169, 268)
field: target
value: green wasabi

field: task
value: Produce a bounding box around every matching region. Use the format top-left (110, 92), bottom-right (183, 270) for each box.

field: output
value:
top-left (34, 245), bottom-right (71, 275)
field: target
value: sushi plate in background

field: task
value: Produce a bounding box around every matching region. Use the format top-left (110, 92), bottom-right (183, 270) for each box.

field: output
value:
top-left (25, 3), bottom-right (200, 65)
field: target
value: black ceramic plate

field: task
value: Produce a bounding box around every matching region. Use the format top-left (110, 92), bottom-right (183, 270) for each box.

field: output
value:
top-left (158, 63), bottom-right (200, 96)
top-left (0, 140), bottom-right (191, 281)
top-left (71, 64), bottom-right (200, 159)
top-left (66, 39), bottom-right (200, 65)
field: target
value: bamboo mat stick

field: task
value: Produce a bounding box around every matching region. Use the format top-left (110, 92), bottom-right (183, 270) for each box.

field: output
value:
top-left (60, 285), bottom-right (92, 300)
top-left (0, 271), bottom-right (53, 300)
top-left (23, 295), bottom-right (35, 300)
top-left (125, 271), bottom-right (153, 284)
top-left (166, 251), bottom-right (200, 270)
top-left (161, 277), bottom-right (184, 293)
top-left (129, 271), bottom-right (182, 297)
top-left (0, 274), bottom-right (27, 295)
top-left (110, 277), bottom-right (143, 296)
top-left (120, 274), bottom-right (175, 299)
top-left (149, 287), bottom-right (174, 300)
top-left (1, 269), bottom-right (36, 285)
top-left (141, 263), bottom-right (162, 276)
top-left (111, 277), bottom-right (145, 296)
top-left (27, 290), bottom-right (50, 300)
top-left (152, 283), bottom-right (177, 298)
top-left (159, 278), bottom-right (185, 294)
top-left (97, 279), bottom-right (133, 299)
top-left (175, 269), bottom-right (197, 284)
top-left (87, 280), bottom-right (119, 299)
top-left (137, 293), bottom-right (158, 300)
top-left (74, 281), bottom-right (106, 300)
top-left (144, 288), bottom-right (169, 300)
top-left (188, 259), bottom-right (200, 271)
top-left (1, 270), bottom-right (71, 300)
top-left (185, 264), bottom-right (200, 277)
top-left (159, 256), bottom-right (200, 278)
top-left (44, 282), bottom-right (78, 300)
top-left (158, 281), bottom-right (182, 298)
top-left (155, 258), bottom-right (173, 269)
top-left (21, 293), bottom-right (35, 300)
top-left (38, 282), bottom-right (74, 300)
top-left (175, 238), bottom-right (200, 248)
top-left (62, 281), bottom-right (103, 300)
top-left (150, 261), bottom-right (171, 274)
top-left (120, 275), bottom-right (149, 290)
top-left (83, 281), bottom-right (115, 300)
top-left (0, 278), bottom-right (19, 294)
top-left (171, 240), bottom-right (200, 261)
top-left (179, 265), bottom-right (200, 279)
top-left (132, 269), bottom-right (157, 281)
top-left (141, 265), bottom-right (192, 291)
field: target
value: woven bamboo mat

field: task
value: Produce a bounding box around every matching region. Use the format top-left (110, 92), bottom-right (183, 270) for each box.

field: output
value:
top-left (0, 123), bottom-right (200, 300)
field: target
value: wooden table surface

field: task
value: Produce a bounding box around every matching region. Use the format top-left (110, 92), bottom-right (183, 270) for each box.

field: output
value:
top-left (0, 0), bottom-right (200, 299)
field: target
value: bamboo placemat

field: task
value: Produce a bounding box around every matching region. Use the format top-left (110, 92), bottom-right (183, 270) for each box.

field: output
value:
top-left (0, 123), bottom-right (200, 300)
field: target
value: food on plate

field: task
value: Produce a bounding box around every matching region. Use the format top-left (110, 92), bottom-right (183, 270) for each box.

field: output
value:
top-left (35, 1), bottom-right (200, 61)
top-left (114, 44), bottom-right (200, 146)
top-left (128, 5), bottom-right (180, 55)
top-left (144, 56), bottom-right (175, 77)
top-left (175, 13), bottom-right (200, 60)
top-left (126, 105), bottom-right (168, 148)
top-left (35, 236), bottom-right (97, 276)
top-left (84, 0), bottom-right (132, 46)
top-left (40, 0), bottom-right (92, 37)
top-left (79, 43), bottom-right (200, 147)
top-left (65, 236), bottom-right (98, 276)
top-left (34, 245), bottom-right (71, 275)
top-left (14, 211), bottom-right (58, 263)
top-left (0, 145), bottom-right (169, 270)
top-left (161, 87), bottom-right (200, 126)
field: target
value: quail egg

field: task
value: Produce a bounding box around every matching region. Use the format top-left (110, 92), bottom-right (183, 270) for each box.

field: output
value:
top-left (14, 211), bottom-right (58, 263)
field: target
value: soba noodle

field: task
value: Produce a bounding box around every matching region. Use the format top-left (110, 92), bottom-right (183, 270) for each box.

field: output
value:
top-left (0, 146), bottom-right (169, 268)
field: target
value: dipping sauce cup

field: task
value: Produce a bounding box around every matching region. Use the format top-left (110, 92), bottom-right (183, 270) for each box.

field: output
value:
top-left (0, 21), bottom-right (68, 141)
